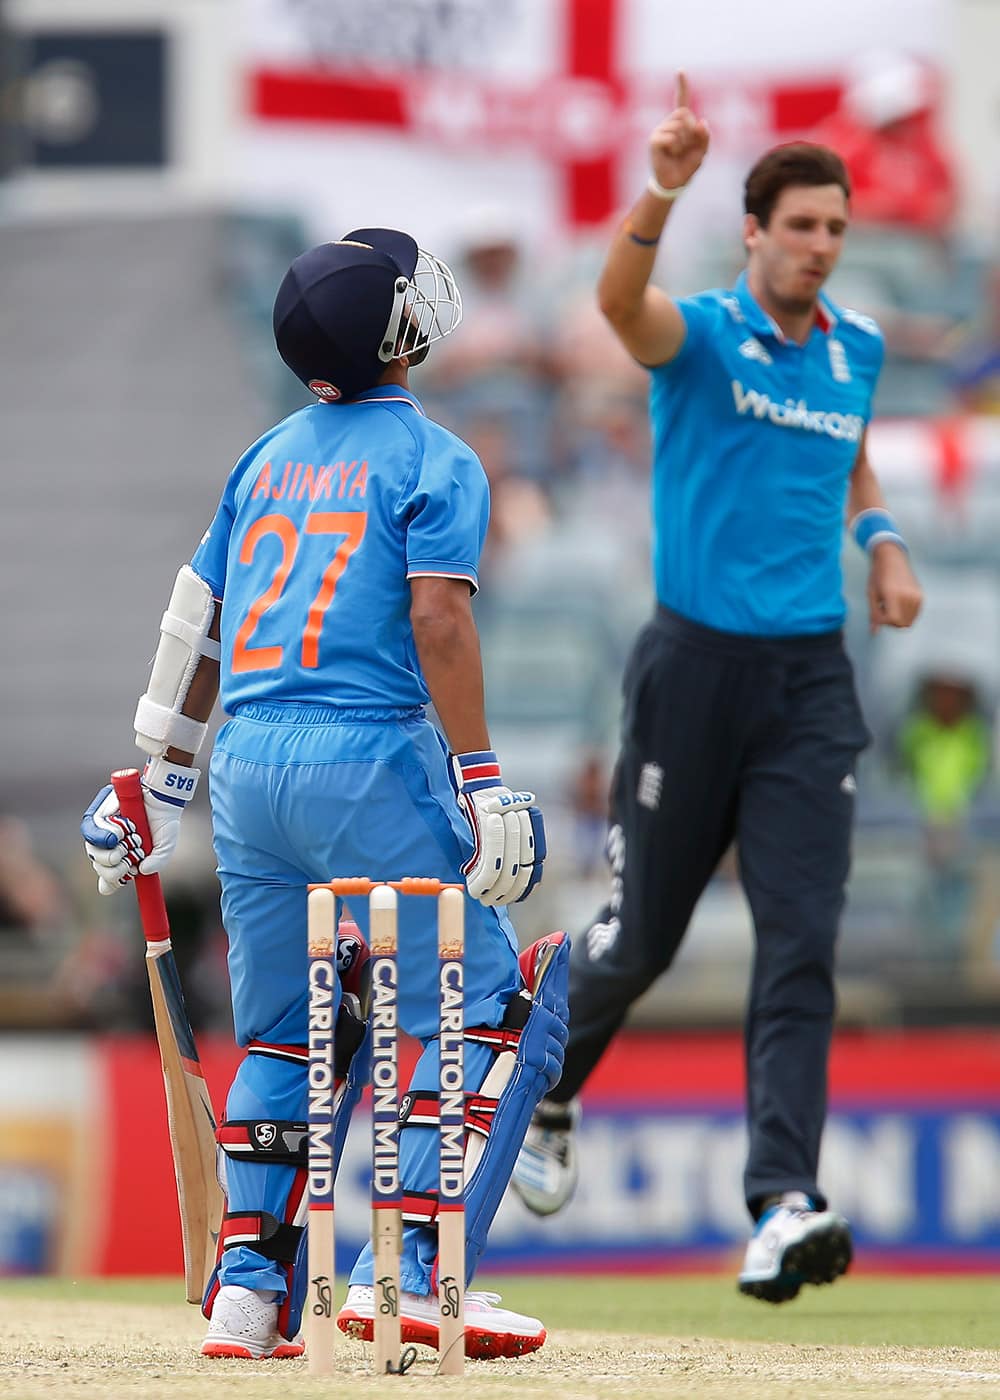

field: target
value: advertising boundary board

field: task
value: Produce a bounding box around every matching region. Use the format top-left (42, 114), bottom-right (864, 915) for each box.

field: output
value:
top-left (2, 1030), bottom-right (997, 1279)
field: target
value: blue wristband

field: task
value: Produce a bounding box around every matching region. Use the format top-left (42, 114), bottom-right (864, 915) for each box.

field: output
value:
top-left (851, 508), bottom-right (908, 555)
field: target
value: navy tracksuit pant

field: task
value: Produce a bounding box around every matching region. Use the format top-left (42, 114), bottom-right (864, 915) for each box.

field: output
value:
top-left (552, 605), bottom-right (870, 1217)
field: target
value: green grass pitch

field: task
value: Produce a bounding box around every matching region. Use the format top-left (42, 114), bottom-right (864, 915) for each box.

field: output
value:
top-left (3, 1273), bottom-right (998, 1350)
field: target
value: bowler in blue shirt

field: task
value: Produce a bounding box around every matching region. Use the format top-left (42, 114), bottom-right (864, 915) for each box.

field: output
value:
top-left (513, 74), bottom-right (923, 1306)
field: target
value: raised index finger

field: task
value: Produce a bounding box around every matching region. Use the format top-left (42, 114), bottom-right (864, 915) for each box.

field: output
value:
top-left (676, 70), bottom-right (689, 111)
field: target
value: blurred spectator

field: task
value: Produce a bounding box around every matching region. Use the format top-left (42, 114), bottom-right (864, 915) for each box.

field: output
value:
top-left (460, 412), bottom-right (551, 577)
top-left (567, 749), bottom-right (610, 878)
top-left (0, 816), bottom-right (68, 936)
top-left (429, 203), bottom-right (552, 385)
top-left (63, 808), bottom-right (230, 1032)
top-left (897, 671), bottom-right (993, 830)
top-left (549, 384), bottom-right (651, 541)
top-left (949, 265), bottom-right (1000, 415)
top-left (896, 670), bottom-right (994, 957)
top-left (810, 51), bottom-right (957, 238)
top-left (548, 276), bottom-right (648, 410)
top-left (49, 913), bottom-right (137, 1029)
top-left (808, 55), bottom-right (968, 413)
top-left (418, 204), bottom-right (555, 476)
top-left (0, 816), bottom-right (133, 1029)
top-left (541, 253), bottom-right (652, 526)
top-left (0, 807), bottom-right (229, 1032)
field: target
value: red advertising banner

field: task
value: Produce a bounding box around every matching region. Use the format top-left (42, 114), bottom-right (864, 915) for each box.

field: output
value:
top-left (79, 1029), bottom-right (1000, 1280)
top-left (1, 1030), bottom-right (995, 1280)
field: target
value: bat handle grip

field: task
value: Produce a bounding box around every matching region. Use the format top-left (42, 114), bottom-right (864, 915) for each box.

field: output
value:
top-left (111, 767), bottom-right (171, 947)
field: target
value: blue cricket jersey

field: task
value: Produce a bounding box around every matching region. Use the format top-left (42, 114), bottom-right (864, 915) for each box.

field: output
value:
top-left (190, 386), bottom-right (489, 713)
top-left (649, 271), bottom-right (885, 635)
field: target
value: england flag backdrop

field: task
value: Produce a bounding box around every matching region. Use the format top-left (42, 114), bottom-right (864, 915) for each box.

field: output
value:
top-left (234, 0), bottom-right (945, 253)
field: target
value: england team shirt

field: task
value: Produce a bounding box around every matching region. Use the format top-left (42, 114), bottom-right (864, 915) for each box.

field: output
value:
top-left (648, 271), bottom-right (885, 636)
top-left (190, 386), bottom-right (489, 713)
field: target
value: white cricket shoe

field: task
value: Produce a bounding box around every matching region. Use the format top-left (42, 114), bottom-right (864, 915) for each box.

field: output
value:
top-left (510, 1097), bottom-right (580, 1216)
top-left (738, 1192), bottom-right (853, 1304)
top-left (200, 1284), bottom-right (304, 1359)
top-left (337, 1284), bottom-right (546, 1359)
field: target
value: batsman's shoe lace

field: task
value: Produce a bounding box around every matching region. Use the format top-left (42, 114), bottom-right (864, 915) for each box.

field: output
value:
top-left (337, 1284), bottom-right (546, 1359)
top-left (738, 1192), bottom-right (853, 1304)
top-left (201, 1285), bottom-right (304, 1359)
top-left (510, 1097), bottom-right (580, 1216)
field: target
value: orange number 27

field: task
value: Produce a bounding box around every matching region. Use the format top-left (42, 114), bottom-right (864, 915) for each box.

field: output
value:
top-left (231, 511), bottom-right (367, 674)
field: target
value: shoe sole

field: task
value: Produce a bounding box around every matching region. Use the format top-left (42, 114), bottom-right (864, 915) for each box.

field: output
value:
top-left (738, 1220), bottom-right (853, 1305)
top-left (511, 1159), bottom-right (577, 1218)
top-left (337, 1310), bottom-right (546, 1360)
top-left (201, 1340), bottom-right (305, 1359)
top-left (510, 1183), bottom-right (573, 1218)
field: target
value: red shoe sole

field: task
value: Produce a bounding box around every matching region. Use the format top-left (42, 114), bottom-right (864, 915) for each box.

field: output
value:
top-left (337, 1310), bottom-right (546, 1360)
top-left (201, 1341), bottom-right (304, 1359)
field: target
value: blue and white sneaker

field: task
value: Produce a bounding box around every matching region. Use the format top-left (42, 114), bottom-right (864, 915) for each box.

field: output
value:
top-left (738, 1191), bottom-right (852, 1303)
top-left (510, 1098), bottom-right (580, 1217)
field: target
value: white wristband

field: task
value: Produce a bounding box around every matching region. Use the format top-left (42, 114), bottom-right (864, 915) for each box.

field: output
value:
top-left (134, 694), bottom-right (208, 759)
top-left (647, 175), bottom-right (686, 203)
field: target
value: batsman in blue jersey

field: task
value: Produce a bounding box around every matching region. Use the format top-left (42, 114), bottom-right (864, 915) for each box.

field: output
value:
top-left (81, 230), bottom-right (569, 1361)
top-left (513, 76), bottom-right (923, 1301)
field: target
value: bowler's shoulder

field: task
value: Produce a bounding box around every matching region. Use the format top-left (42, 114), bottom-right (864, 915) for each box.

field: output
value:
top-left (665, 288), bottom-right (740, 363)
top-left (826, 298), bottom-right (885, 356)
top-left (678, 286), bottom-right (737, 323)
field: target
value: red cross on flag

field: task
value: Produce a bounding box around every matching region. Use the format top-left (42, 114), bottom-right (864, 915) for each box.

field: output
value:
top-left (239, 0), bottom-right (853, 241)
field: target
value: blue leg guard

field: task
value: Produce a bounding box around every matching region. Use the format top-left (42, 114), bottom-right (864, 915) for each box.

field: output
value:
top-left (462, 933), bottom-right (569, 1278)
top-left (203, 987), bottom-right (372, 1341)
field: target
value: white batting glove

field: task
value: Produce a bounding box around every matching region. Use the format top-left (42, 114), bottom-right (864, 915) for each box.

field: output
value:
top-left (80, 758), bottom-right (199, 894)
top-left (451, 750), bottom-right (546, 906)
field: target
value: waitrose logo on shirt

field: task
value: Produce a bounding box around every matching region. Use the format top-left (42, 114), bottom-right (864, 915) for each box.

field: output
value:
top-left (731, 380), bottom-right (864, 443)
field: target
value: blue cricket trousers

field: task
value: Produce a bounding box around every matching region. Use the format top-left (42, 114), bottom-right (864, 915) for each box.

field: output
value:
top-left (208, 701), bottom-right (520, 1295)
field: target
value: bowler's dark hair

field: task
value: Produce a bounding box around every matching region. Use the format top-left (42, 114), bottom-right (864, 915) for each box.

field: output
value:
top-left (744, 143), bottom-right (851, 227)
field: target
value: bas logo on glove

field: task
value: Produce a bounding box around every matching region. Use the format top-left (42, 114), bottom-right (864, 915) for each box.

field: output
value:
top-left (450, 750), bottom-right (546, 907)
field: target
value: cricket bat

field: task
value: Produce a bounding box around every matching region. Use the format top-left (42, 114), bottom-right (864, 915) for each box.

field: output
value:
top-left (111, 767), bottom-right (224, 1304)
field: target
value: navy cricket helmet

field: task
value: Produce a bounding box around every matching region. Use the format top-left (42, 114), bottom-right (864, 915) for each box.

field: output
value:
top-left (272, 228), bottom-right (463, 402)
